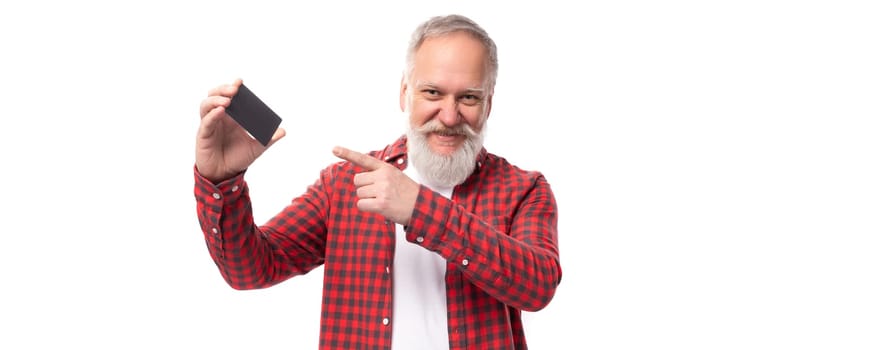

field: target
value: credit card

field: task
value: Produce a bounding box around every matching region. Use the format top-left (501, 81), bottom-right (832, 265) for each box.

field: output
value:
top-left (224, 83), bottom-right (283, 146)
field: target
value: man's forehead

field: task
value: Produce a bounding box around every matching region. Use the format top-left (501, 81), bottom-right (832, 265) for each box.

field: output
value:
top-left (414, 80), bottom-right (485, 93)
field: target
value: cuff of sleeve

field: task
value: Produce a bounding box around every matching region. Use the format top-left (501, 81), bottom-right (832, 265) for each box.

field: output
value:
top-left (194, 165), bottom-right (247, 202)
top-left (405, 186), bottom-right (452, 255)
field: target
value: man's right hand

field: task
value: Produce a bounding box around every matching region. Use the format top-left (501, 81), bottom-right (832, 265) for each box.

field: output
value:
top-left (195, 78), bottom-right (286, 183)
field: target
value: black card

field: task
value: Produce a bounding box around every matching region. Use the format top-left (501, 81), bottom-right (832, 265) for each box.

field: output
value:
top-left (224, 83), bottom-right (283, 146)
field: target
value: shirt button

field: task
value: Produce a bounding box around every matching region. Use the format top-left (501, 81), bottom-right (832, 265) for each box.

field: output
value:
top-left (385, 266), bottom-right (390, 274)
top-left (212, 193), bottom-right (221, 199)
top-left (382, 317), bottom-right (390, 325)
top-left (231, 185), bottom-right (239, 192)
top-left (461, 259), bottom-right (469, 266)
top-left (211, 228), bottom-right (218, 234)
top-left (415, 236), bottom-right (424, 243)
top-left (397, 158), bottom-right (405, 165)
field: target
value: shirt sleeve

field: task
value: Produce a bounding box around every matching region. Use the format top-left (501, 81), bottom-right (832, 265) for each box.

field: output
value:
top-left (193, 166), bottom-right (330, 290)
top-left (404, 173), bottom-right (561, 312)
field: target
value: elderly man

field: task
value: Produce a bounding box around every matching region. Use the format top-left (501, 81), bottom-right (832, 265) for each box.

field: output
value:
top-left (193, 14), bottom-right (561, 349)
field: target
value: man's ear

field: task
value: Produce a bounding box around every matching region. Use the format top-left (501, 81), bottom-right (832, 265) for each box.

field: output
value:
top-left (399, 75), bottom-right (408, 112)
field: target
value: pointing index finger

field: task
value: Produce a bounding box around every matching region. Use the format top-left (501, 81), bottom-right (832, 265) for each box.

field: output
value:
top-left (333, 146), bottom-right (389, 171)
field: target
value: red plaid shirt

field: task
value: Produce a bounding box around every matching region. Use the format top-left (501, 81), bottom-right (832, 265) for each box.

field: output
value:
top-left (194, 136), bottom-right (561, 349)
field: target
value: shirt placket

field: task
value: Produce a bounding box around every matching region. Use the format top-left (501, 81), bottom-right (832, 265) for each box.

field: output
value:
top-left (381, 217), bottom-right (396, 346)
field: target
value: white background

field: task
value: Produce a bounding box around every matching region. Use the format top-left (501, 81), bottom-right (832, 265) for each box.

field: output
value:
top-left (1, 1), bottom-right (870, 349)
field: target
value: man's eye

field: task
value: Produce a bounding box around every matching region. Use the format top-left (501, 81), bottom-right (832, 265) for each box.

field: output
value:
top-left (460, 95), bottom-right (481, 105)
top-left (423, 89), bottom-right (440, 96)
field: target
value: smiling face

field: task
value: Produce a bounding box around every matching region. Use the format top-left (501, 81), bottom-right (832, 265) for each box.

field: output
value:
top-left (401, 32), bottom-right (492, 156)
top-left (401, 32), bottom-right (493, 187)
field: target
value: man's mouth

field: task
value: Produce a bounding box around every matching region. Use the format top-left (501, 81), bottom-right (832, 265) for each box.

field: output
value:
top-left (429, 131), bottom-right (465, 148)
top-left (434, 130), bottom-right (461, 136)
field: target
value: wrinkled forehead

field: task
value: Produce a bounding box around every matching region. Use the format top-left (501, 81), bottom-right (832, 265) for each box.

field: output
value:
top-left (409, 34), bottom-right (491, 91)
top-left (414, 80), bottom-right (486, 94)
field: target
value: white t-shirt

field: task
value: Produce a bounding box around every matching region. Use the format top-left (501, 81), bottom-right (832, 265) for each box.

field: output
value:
top-left (390, 161), bottom-right (452, 350)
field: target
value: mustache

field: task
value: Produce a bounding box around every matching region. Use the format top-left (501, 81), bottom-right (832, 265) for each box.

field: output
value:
top-left (414, 119), bottom-right (477, 137)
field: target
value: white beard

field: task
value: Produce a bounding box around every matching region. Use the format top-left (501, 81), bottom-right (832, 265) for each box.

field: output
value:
top-left (406, 119), bottom-right (486, 188)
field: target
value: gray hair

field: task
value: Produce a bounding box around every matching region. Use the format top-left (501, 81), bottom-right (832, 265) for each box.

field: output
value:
top-left (405, 14), bottom-right (499, 95)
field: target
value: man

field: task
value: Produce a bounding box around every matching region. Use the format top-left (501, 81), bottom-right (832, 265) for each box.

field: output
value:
top-left (194, 14), bottom-right (561, 349)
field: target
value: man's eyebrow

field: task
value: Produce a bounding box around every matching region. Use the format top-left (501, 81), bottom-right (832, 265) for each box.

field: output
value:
top-left (415, 81), bottom-right (438, 89)
top-left (415, 81), bottom-right (485, 94)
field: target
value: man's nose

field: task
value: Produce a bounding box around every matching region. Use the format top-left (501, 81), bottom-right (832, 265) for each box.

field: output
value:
top-left (438, 98), bottom-right (462, 127)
